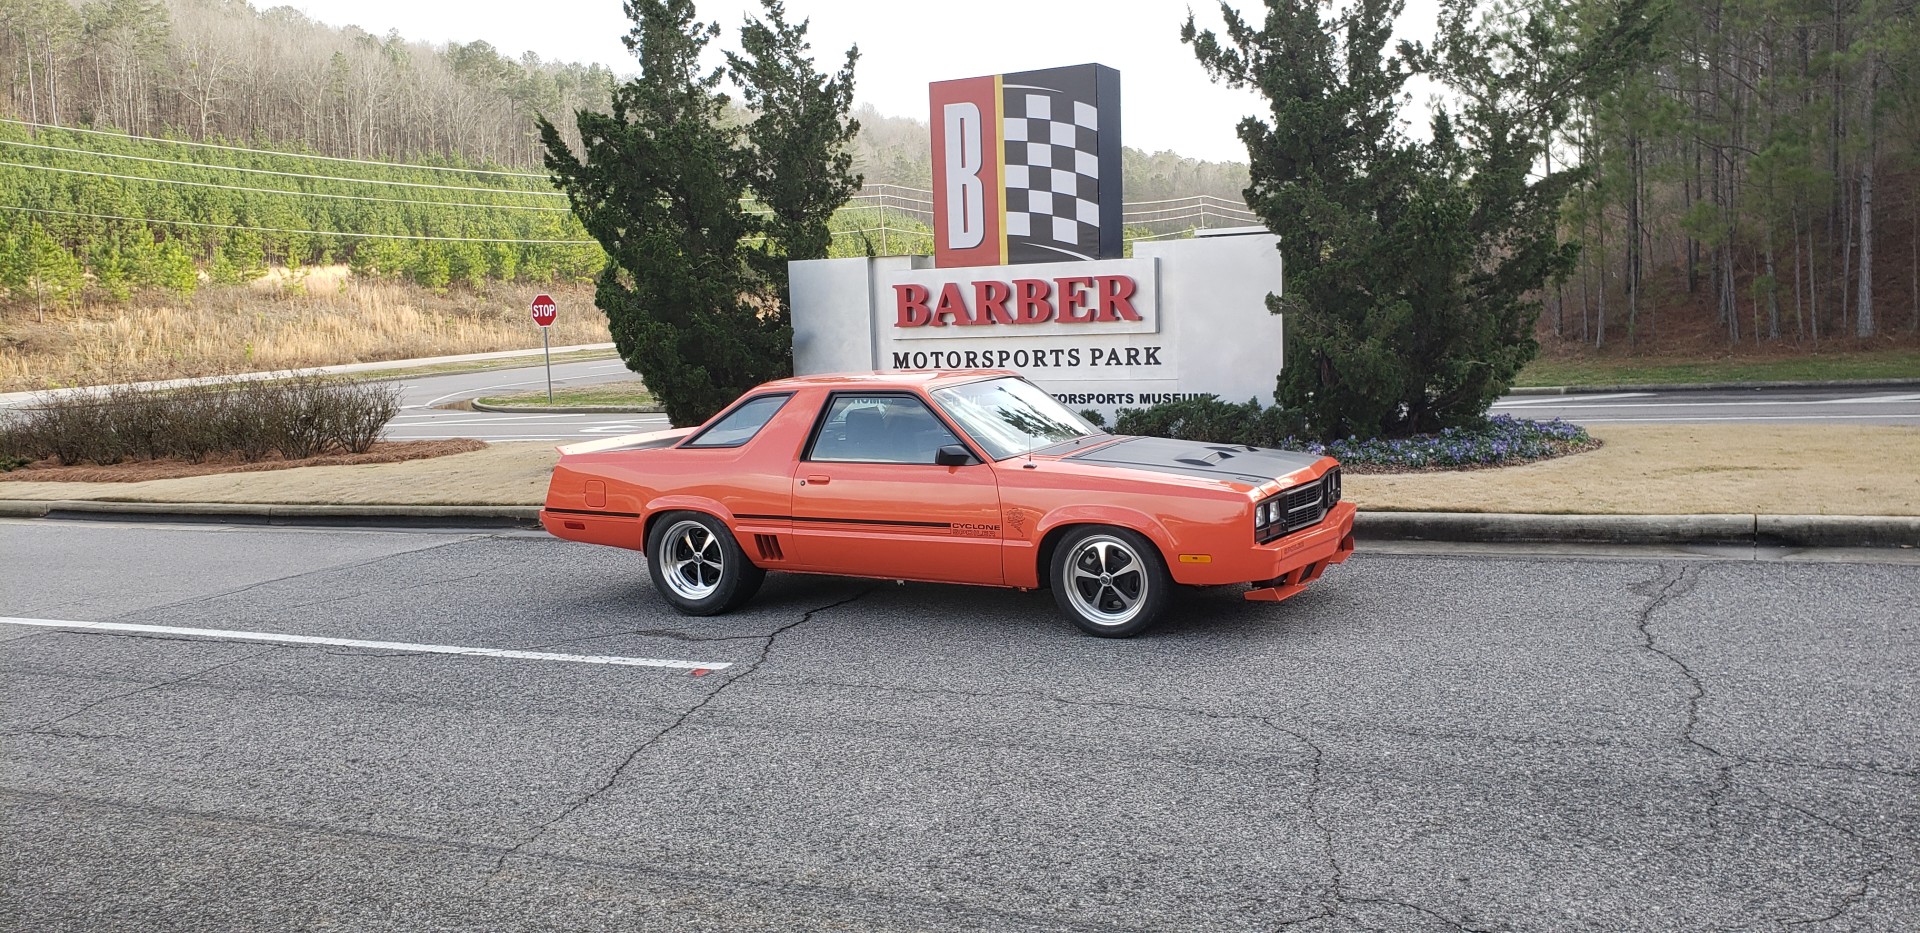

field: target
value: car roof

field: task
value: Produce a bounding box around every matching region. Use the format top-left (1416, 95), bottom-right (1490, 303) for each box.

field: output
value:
top-left (757, 370), bottom-right (1015, 392)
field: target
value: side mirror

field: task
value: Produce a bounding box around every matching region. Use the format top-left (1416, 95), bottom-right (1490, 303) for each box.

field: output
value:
top-left (934, 444), bottom-right (974, 467)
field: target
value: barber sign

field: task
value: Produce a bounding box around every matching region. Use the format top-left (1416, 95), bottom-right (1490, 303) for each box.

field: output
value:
top-left (931, 63), bottom-right (1122, 268)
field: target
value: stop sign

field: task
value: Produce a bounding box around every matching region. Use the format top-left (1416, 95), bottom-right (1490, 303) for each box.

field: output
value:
top-left (530, 294), bottom-right (557, 327)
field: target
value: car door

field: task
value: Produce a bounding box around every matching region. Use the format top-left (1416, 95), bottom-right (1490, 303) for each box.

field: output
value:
top-left (788, 392), bottom-right (1003, 585)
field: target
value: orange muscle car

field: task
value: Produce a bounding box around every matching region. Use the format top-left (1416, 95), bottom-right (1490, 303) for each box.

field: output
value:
top-left (541, 371), bottom-right (1355, 637)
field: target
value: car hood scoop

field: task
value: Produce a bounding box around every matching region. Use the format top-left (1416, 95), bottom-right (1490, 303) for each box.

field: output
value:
top-left (1064, 437), bottom-right (1324, 485)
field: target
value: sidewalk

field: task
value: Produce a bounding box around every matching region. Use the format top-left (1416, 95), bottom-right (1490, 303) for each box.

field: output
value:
top-left (4, 423), bottom-right (1916, 546)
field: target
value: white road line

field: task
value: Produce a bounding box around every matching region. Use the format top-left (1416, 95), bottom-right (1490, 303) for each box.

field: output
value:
top-left (1493, 393), bottom-right (1654, 407)
top-left (379, 433), bottom-right (621, 440)
top-left (1574, 414), bottom-right (1920, 423)
top-left (0, 617), bottom-right (731, 670)
top-left (421, 377), bottom-right (548, 409)
top-left (1495, 397), bottom-right (1920, 411)
top-left (388, 414), bottom-right (591, 427)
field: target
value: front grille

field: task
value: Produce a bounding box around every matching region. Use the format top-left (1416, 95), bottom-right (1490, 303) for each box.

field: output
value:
top-left (1255, 468), bottom-right (1341, 544)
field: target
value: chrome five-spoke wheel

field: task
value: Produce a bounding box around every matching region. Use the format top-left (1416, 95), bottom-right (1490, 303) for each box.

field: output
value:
top-left (659, 518), bottom-right (724, 601)
top-left (1050, 526), bottom-right (1172, 637)
top-left (645, 511), bottom-right (765, 616)
top-left (1067, 535), bottom-right (1148, 626)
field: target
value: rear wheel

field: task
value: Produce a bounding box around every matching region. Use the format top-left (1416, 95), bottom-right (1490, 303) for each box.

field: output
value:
top-left (646, 512), bottom-right (764, 615)
top-left (1050, 526), bottom-right (1171, 638)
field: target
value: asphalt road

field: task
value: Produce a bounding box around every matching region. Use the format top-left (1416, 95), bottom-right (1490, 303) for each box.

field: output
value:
top-left (385, 357), bottom-right (672, 443)
top-left (3, 520), bottom-right (1915, 932)
top-left (1490, 387), bottom-right (1920, 426)
top-left (381, 361), bottom-right (1920, 441)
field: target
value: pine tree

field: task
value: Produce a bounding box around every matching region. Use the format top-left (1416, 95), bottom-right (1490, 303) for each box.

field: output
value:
top-left (727, 0), bottom-right (862, 267)
top-left (5, 222), bottom-right (85, 322)
top-left (539, 0), bottom-right (859, 426)
top-left (1184, 0), bottom-right (1657, 439)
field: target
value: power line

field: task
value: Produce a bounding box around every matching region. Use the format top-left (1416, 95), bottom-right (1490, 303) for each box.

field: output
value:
top-left (0, 118), bottom-right (553, 180)
top-left (3, 121), bottom-right (1254, 212)
top-left (0, 161), bottom-right (577, 212)
top-left (0, 205), bottom-right (599, 245)
top-left (0, 139), bottom-right (569, 197)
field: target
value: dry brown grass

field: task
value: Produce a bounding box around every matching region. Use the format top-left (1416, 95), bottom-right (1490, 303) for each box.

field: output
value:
top-left (0, 441), bottom-right (560, 505)
top-left (1351, 424), bottom-right (1920, 515)
top-left (0, 268), bottom-right (610, 391)
top-left (0, 439), bottom-right (484, 483)
top-left (3, 425), bottom-right (1915, 516)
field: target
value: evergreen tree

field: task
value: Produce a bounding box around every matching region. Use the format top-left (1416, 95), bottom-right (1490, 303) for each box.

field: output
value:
top-left (727, 0), bottom-right (862, 267)
top-left (539, 0), bottom-right (860, 426)
top-left (1185, 0), bottom-right (1657, 439)
top-left (4, 222), bottom-right (85, 321)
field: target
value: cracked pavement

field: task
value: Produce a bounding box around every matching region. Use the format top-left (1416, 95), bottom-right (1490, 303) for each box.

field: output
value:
top-left (1, 520), bottom-right (1917, 932)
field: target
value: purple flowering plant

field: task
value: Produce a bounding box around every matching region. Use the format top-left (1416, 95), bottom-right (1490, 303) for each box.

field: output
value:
top-left (1106, 397), bottom-right (1593, 470)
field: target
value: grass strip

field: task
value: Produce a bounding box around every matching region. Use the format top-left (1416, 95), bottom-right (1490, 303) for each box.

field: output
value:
top-left (1516, 349), bottom-right (1920, 387)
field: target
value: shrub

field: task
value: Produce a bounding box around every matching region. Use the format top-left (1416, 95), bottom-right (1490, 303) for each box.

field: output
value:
top-left (329, 381), bottom-right (402, 454)
top-left (4, 376), bottom-right (403, 466)
top-left (1112, 394), bottom-right (1592, 469)
top-left (1113, 396), bottom-right (1298, 448)
top-left (268, 378), bottom-right (333, 460)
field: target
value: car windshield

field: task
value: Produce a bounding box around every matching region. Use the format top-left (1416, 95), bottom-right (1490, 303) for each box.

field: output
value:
top-left (931, 377), bottom-right (1102, 460)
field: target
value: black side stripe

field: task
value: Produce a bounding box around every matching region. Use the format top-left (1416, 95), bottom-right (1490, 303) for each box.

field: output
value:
top-left (545, 507), bottom-right (642, 518)
top-left (735, 513), bottom-right (950, 529)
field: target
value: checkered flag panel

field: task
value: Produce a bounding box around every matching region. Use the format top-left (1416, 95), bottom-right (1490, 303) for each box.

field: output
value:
top-left (1002, 86), bottom-right (1104, 262)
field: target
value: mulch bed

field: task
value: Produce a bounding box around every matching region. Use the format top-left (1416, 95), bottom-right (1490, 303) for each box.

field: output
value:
top-left (0, 439), bottom-right (487, 483)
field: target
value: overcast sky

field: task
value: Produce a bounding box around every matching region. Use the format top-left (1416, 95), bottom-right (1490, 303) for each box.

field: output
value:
top-left (287, 0), bottom-right (1442, 164)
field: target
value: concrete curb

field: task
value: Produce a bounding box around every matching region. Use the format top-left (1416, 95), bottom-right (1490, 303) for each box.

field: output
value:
top-left (470, 400), bottom-right (665, 415)
top-left (7, 499), bottom-right (1917, 547)
top-left (1357, 511), bottom-right (1920, 548)
top-left (1508, 377), bottom-right (1920, 396)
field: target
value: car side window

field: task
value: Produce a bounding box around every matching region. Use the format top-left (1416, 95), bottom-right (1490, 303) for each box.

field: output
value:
top-left (808, 394), bottom-right (965, 464)
top-left (682, 394), bottom-right (791, 448)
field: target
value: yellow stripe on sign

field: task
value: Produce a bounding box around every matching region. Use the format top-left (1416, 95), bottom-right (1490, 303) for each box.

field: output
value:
top-left (994, 73), bottom-right (1008, 264)
top-left (1179, 554), bottom-right (1213, 564)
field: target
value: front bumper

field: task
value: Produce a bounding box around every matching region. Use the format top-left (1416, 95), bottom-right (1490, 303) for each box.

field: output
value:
top-left (1240, 501), bottom-right (1357, 602)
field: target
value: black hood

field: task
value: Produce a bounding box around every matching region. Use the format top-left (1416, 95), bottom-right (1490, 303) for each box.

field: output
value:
top-left (1062, 436), bottom-right (1325, 485)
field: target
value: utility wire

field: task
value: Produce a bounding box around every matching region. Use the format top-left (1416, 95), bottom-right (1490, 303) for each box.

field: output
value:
top-left (0, 139), bottom-right (569, 197)
top-left (0, 118), bottom-right (553, 180)
top-left (0, 205), bottom-right (599, 245)
top-left (0, 160), bottom-right (577, 212)
top-left (3, 122), bottom-right (1255, 213)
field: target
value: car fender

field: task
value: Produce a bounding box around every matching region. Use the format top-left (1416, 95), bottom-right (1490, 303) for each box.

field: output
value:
top-left (1019, 505), bottom-right (1179, 589)
top-left (639, 495), bottom-right (741, 554)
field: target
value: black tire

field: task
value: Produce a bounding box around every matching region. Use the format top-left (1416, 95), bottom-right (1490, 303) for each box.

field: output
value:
top-left (645, 511), bottom-right (765, 616)
top-left (1049, 525), bottom-right (1172, 638)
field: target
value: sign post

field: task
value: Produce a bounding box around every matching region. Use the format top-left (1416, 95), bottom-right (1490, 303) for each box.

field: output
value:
top-left (530, 294), bottom-right (558, 403)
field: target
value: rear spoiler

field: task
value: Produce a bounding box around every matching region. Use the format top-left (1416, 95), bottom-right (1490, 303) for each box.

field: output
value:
top-left (556, 426), bottom-right (696, 456)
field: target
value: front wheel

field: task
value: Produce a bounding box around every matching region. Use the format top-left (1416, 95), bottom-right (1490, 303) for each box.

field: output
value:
top-left (646, 512), bottom-right (764, 615)
top-left (1050, 526), bottom-right (1172, 638)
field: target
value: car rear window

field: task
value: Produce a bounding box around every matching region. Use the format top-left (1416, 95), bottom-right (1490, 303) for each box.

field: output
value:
top-left (682, 394), bottom-right (791, 448)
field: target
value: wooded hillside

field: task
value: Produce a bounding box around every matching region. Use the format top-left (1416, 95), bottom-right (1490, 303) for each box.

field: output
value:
top-left (3, 0), bottom-right (1915, 354)
top-left (1557, 0), bottom-right (1918, 346)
